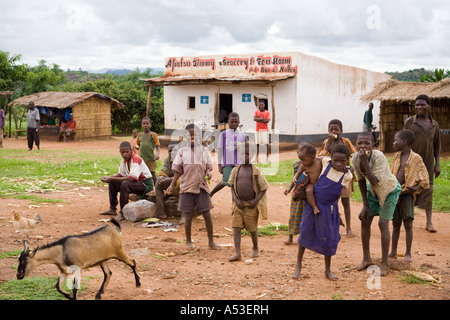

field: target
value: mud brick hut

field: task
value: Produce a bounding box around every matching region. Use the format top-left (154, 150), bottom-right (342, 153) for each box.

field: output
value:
top-left (361, 78), bottom-right (450, 152)
top-left (9, 91), bottom-right (124, 139)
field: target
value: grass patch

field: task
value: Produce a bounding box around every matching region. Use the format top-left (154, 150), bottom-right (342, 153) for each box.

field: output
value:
top-left (399, 274), bottom-right (429, 285)
top-left (242, 223), bottom-right (289, 236)
top-left (0, 276), bottom-right (88, 300)
top-left (0, 147), bottom-right (161, 202)
top-left (0, 249), bottom-right (22, 259)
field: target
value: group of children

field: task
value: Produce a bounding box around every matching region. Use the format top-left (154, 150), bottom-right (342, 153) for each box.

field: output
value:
top-left (128, 111), bottom-right (430, 281)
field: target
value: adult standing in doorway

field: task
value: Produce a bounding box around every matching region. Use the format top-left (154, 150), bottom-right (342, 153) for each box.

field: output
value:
top-left (27, 101), bottom-right (40, 151)
top-left (254, 100), bottom-right (270, 163)
top-left (404, 94), bottom-right (441, 233)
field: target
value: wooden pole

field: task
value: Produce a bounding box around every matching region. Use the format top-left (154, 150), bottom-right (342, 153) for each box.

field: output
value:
top-left (271, 84), bottom-right (276, 129)
top-left (146, 84), bottom-right (152, 118)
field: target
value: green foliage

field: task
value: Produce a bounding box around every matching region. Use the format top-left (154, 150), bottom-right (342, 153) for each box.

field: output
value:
top-left (0, 51), bottom-right (28, 91)
top-left (385, 68), bottom-right (434, 82)
top-left (386, 68), bottom-right (450, 83)
top-left (1, 50), bottom-right (165, 135)
top-left (420, 68), bottom-right (450, 82)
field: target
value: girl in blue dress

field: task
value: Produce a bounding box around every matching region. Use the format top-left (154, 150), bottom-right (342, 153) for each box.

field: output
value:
top-left (293, 144), bottom-right (353, 281)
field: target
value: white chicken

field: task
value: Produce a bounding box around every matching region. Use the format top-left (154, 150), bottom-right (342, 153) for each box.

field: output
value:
top-left (12, 211), bottom-right (42, 240)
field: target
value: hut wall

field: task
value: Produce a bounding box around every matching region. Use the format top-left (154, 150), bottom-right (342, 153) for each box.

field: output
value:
top-left (73, 97), bottom-right (112, 139)
top-left (380, 99), bottom-right (450, 152)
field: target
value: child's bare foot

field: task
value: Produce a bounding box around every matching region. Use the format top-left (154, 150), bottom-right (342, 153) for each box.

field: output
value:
top-left (186, 242), bottom-right (195, 250)
top-left (380, 263), bottom-right (389, 276)
top-left (325, 270), bottom-right (338, 281)
top-left (293, 266), bottom-right (301, 280)
top-left (346, 229), bottom-right (355, 238)
top-left (251, 248), bottom-right (259, 258)
top-left (388, 251), bottom-right (397, 259)
top-left (209, 242), bottom-right (222, 250)
top-left (355, 259), bottom-right (373, 271)
top-left (228, 254), bottom-right (242, 261)
top-left (284, 235), bottom-right (293, 245)
top-left (404, 254), bottom-right (412, 262)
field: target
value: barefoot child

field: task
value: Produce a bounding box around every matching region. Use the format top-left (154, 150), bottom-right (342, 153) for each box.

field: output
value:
top-left (130, 129), bottom-right (140, 156)
top-left (166, 123), bottom-right (220, 250)
top-left (283, 144), bottom-right (308, 244)
top-left (352, 131), bottom-right (401, 276)
top-left (210, 112), bottom-right (247, 197)
top-left (389, 130), bottom-right (429, 262)
top-left (228, 142), bottom-right (269, 261)
top-left (289, 142), bottom-right (322, 215)
top-left (293, 144), bottom-right (353, 280)
top-left (318, 119), bottom-right (357, 237)
top-left (137, 117), bottom-right (160, 183)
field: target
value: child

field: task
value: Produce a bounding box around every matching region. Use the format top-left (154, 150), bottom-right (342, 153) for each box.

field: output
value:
top-left (228, 142), bottom-right (269, 261)
top-left (154, 143), bottom-right (181, 219)
top-left (166, 123), bottom-right (220, 250)
top-left (293, 144), bottom-right (353, 280)
top-left (130, 129), bottom-right (140, 156)
top-left (210, 112), bottom-right (247, 197)
top-left (283, 144), bottom-right (308, 245)
top-left (137, 117), bottom-right (160, 183)
top-left (100, 141), bottom-right (154, 221)
top-left (318, 119), bottom-right (357, 237)
top-left (352, 131), bottom-right (401, 276)
top-left (288, 142), bottom-right (322, 215)
top-left (389, 129), bottom-right (430, 262)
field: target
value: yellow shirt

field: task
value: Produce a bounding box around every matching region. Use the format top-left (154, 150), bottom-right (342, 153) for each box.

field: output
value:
top-left (390, 150), bottom-right (430, 196)
top-left (352, 150), bottom-right (399, 206)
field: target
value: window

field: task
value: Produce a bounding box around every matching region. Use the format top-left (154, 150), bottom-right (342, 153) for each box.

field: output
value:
top-left (188, 96), bottom-right (196, 109)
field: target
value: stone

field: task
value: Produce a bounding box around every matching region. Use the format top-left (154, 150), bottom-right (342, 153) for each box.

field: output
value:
top-left (123, 200), bottom-right (157, 222)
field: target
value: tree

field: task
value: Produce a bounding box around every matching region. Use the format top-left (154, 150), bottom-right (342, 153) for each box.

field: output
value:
top-left (0, 51), bottom-right (28, 91)
top-left (420, 68), bottom-right (450, 82)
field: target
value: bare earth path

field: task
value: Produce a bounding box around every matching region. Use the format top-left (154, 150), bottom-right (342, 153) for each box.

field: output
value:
top-left (0, 136), bottom-right (448, 303)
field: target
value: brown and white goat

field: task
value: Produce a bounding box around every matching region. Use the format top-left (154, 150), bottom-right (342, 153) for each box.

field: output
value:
top-left (17, 219), bottom-right (141, 300)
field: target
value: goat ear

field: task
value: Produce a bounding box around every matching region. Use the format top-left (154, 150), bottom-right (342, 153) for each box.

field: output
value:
top-left (30, 248), bottom-right (38, 257)
top-left (23, 240), bottom-right (29, 252)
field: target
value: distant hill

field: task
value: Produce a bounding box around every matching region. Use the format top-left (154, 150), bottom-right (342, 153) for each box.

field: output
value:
top-left (88, 67), bottom-right (164, 75)
top-left (385, 68), bottom-right (434, 82)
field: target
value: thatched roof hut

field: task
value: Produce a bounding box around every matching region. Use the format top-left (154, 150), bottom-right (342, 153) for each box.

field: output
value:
top-left (361, 78), bottom-right (450, 152)
top-left (9, 92), bottom-right (124, 139)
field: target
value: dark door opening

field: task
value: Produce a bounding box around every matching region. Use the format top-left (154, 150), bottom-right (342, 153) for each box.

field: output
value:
top-left (219, 94), bottom-right (233, 123)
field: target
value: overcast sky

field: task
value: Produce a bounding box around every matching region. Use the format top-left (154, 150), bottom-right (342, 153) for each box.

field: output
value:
top-left (1, 0), bottom-right (449, 73)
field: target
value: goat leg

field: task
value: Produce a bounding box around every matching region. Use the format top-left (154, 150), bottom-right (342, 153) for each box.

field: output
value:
top-left (56, 273), bottom-right (73, 300)
top-left (96, 262), bottom-right (112, 300)
top-left (131, 259), bottom-right (141, 287)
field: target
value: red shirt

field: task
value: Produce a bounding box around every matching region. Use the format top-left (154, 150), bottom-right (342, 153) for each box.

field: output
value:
top-left (67, 119), bottom-right (76, 132)
top-left (254, 109), bottom-right (270, 131)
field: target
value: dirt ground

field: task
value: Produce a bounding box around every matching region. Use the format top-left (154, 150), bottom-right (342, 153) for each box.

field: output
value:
top-left (0, 136), bottom-right (449, 301)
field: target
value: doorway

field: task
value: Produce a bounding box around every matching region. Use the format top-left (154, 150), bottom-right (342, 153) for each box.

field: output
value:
top-left (219, 94), bottom-right (232, 123)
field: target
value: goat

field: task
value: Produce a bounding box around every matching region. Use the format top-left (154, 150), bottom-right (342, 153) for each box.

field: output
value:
top-left (17, 219), bottom-right (141, 300)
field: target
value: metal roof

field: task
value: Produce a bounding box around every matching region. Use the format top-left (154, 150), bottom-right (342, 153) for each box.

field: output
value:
top-left (141, 73), bottom-right (296, 86)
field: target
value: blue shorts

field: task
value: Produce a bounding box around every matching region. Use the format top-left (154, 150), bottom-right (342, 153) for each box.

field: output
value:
top-left (367, 182), bottom-right (401, 220)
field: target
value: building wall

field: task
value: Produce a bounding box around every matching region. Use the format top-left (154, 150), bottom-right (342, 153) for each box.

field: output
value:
top-left (162, 52), bottom-right (390, 143)
top-left (295, 52), bottom-right (389, 137)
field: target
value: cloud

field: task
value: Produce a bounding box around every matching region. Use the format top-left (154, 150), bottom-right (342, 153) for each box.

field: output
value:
top-left (0, 0), bottom-right (449, 72)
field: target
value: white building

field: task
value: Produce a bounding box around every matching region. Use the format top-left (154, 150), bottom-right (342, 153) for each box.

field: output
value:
top-left (143, 51), bottom-right (391, 144)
